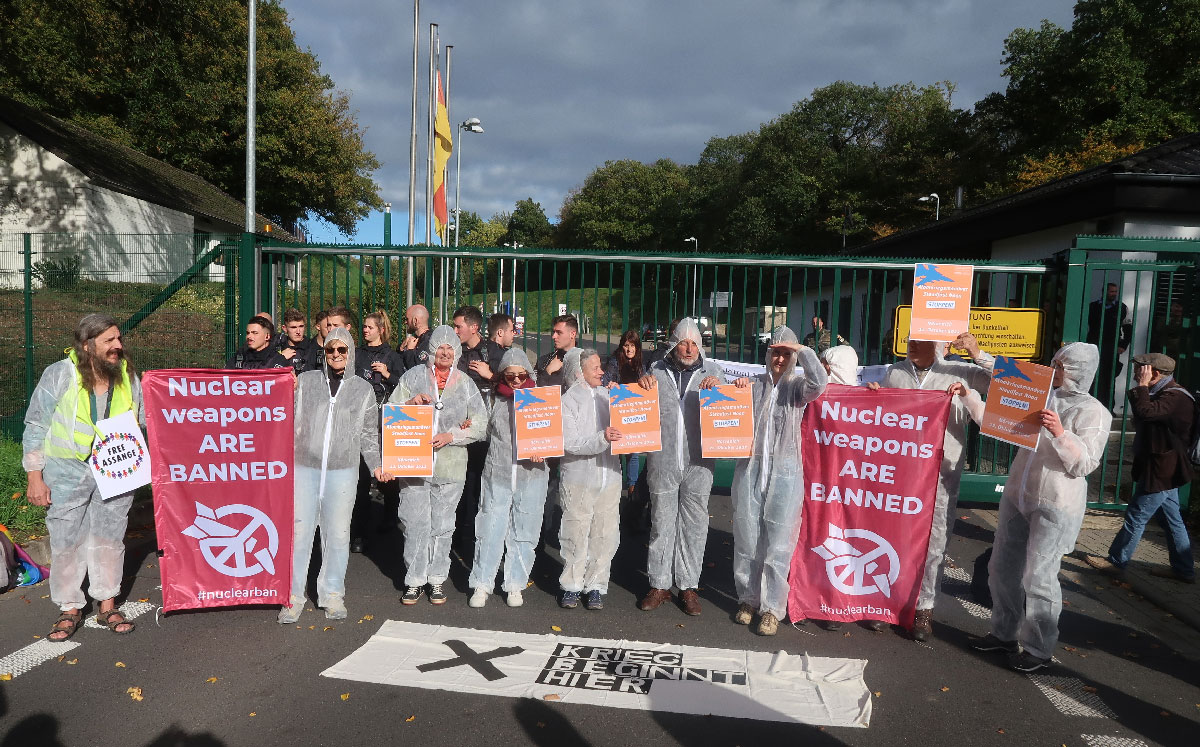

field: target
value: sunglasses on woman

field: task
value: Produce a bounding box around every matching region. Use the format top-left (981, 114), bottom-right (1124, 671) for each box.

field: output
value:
top-left (504, 371), bottom-right (528, 382)
top-left (325, 346), bottom-right (349, 356)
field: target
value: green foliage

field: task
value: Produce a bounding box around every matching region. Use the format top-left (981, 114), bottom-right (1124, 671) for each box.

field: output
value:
top-left (558, 160), bottom-right (689, 251)
top-left (30, 255), bottom-right (81, 290)
top-left (0, 439), bottom-right (45, 541)
top-left (0, 0), bottom-right (381, 233)
top-left (164, 283), bottom-right (226, 317)
top-left (505, 199), bottom-right (554, 247)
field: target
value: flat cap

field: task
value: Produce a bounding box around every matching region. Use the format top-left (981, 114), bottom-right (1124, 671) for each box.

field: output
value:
top-left (1131, 352), bottom-right (1175, 373)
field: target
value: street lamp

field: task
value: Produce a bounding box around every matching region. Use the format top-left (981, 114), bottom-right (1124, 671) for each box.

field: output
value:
top-left (918, 192), bottom-right (940, 221)
top-left (685, 237), bottom-right (699, 316)
top-left (501, 241), bottom-right (523, 313)
top-left (453, 118), bottom-right (485, 248)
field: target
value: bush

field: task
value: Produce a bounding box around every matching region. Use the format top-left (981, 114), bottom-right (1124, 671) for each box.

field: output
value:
top-left (0, 438), bottom-right (44, 541)
top-left (31, 255), bottom-right (82, 290)
top-left (164, 283), bottom-right (225, 316)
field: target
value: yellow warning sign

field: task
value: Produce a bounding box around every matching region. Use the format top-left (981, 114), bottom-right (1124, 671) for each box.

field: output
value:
top-left (893, 306), bottom-right (1044, 359)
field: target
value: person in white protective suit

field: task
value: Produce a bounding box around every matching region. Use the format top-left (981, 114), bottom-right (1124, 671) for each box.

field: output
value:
top-left (280, 327), bottom-right (391, 623)
top-left (638, 318), bottom-right (748, 616)
top-left (820, 344), bottom-right (859, 386)
top-left (954, 343), bottom-right (1112, 672)
top-left (468, 348), bottom-right (550, 608)
top-left (24, 315), bottom-right (144, 639)
top-left (390, 325), bottom-right (487, 605)
top-left (557, 348), bottom-right (624, 611)
top-left (868, 332), bottom-right (994, 640)
top-left (731, 327), bottom-right (827, 636)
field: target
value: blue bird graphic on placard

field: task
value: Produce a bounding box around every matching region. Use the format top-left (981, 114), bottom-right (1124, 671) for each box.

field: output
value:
top-left (609, 385), bottom-right (643, 406)
top-left (992, 356), bottom-right (1034, 383)
top-left (383, 407), bottom-right (418, 426)
top-left (699, 387), bottom-right (738, 407)
top-left (514, 388), bottom-right (547, 411)
top-left (914, 263), bottom-right (955, 287)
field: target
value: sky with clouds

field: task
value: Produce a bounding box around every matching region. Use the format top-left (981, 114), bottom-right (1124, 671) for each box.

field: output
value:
top-left (282, 0), bottom-right (1079, 243)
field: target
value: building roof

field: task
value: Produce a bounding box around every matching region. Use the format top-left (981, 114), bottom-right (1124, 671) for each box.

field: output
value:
top-left (863, 132), bottom-right (1200, 258)
top-left (0, 94), bottom-right (297, 241)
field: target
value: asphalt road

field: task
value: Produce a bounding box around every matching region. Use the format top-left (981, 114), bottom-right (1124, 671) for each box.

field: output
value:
top-left (2, 496), bottom-right (1197, 747)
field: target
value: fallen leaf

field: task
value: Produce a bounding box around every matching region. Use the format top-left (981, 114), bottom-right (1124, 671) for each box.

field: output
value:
top-left (1160, 711), bottom-right (1170, 717)
top-left (127, 686), bottom-right (144, 702)
top-left (1082, 686), bottom-right (1098, 693)
top-left (997, 729), bottom-right (1005, 734)
top-left (676, 623), bottom-right (685, 628)
top-left (526, 581), bottom-right (535, 588)
top-left (874, 691), bottom-right (882, 697)
top-left (323, 626), bottom-right (334, 631)
top-left (1063, 646), bottom-right (1077, 652)
top-left (308, 626), bottom-right (315, 630)
top-left (41, 595), bottom-right (49, 599)
top-left (205, 677), bottom-right (218, 684)
top-left (959, 515), bottom-right (969, 520)
top-left (0, 673), bottom-right (12, 681)
top-left (940, 686), bottom-right (950, 692)
top-left (137, 598), bottom-right (149, 603)
top-left (551, 625), bottom-right (562, 632)
top-left (115, 662), bottom-right (126, 668)
top-left (57, 656), bottom-right (64, 662)
top-left (363, 614), bottom-right (373, 621)
top-left (249, 713), bottom-right (256, 717)
top-left (842, 631), bottom-right (851, 638)
top-left (146, 564), bottom-right (155, 569)
top-left (405, 716), bottom-right (415, 723)
top-left (340, 693), bottom-right (350, 701)
top-left (31, 635), bottom-right (40, 639)
top-left (67, 659), bottom-right (78, 665)
top-left (543, 694), bottom-right (561, 701)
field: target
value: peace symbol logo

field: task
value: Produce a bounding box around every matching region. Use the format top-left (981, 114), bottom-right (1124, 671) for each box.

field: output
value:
top-left (811, 523), bottom-right (901, 598)
top-left (181, 502), bottom-right (279, 578)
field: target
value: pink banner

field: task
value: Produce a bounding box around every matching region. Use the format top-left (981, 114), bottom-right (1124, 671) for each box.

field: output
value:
top-left (788, 384), bottom-right (950, 627)
top-left (143, 370), bottom-right (294, 612)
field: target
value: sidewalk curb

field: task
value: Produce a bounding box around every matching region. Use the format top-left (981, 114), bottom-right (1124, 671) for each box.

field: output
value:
top-left (1121, 569), bottom-right (1200, 633)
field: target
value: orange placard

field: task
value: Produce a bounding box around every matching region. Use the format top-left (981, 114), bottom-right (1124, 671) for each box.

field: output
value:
top-left (513, 386), bottom-right (564, 460)
top-left (382, 404), bottom-right (435, 477)
top-left (910, 263), bottom-right (974, 342)
top-left (699, 385), bottom-right (754, 459)
top-left (608, 383), bottom-right (663, 455)
top-left (980, 356), bottom-right (1055, 451)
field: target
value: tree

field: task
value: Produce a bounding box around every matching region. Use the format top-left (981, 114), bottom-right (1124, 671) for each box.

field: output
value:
top-left (1011, 132), bottom-right (1144, 191)
top-left (556, 159), bottom-right (689, 251)
top-left (505, 198), bottom-right (554, 247)
top-left (0, 0), bottom-right (381, 233)
top-left (457, 211), bottom-right (507, 247)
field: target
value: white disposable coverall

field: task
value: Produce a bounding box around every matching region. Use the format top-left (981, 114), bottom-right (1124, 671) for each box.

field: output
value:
top-left (23, 357), bottom-right (144, 611)
top-left (731, 327), bottom-right (827, 619)
top-left (469, 348), bottom-right (550, 593)
top-left (881, 346), bottom-right (994, 610)
top-left (821, 345), bottom-right (859, 386)
top-left (645, 319), bottom-right (728, 591)
top-left (289, 327), bottom-right (382, 610)
top-left (558, 350), bottom-right (623, 594)
top-left (390, 326), bottom-right (487, 586)
top-left (963, 343), bottom-right (1111, 659)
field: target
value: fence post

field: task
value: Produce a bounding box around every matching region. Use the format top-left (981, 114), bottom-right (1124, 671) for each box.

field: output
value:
top-left (621, 262), bottom-right (632, 333)
top-left (23, 233), bottom-right (35, 403)
top-left (1061, 247), bottom-right (1087, 343)
top-left (238, 232), bottom-right (256, 330)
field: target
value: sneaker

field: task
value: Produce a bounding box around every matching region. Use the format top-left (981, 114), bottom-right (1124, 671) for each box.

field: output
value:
top-left (733, 603), bottom-right (754, 625)
top-left (559, 590), bottom-right (580, 609)
top-left (1149, 567), bottom-right (1196, 584)
top-left (468, 588), bottom-right (488, 608)
top-left (507, 590), bottom-right (524, 608)
top-left (639, 588), bottom-right (671, 611)
top-left (679, 589), bottom-right (702, 616)
top-left (584, 590), bottom-right (603, 610)
top-left (911, 609), bottom-right (933, 641)
top-left (1083, 554), bottom-right (1124, 575)
top-left (1007, 650), bottom-right (1051, 672)
top-left (756, 612), bottom-right (779, 636)
top-left (428, 584), bottom-right (447, 605)
top-left (401, 586), bottom-right (423, 605)
top-left (324, 602), bottom-right (348, 620)
top-left (969, 633), bottom-right (1019, 654)
top-left (277, 604), bottom-right (303, 625)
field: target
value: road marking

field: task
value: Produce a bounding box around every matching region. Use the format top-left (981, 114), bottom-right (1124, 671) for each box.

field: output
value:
top-left (1080, 735), bottom-right (1149, 747)
top-left (324, 620), bottom-right (873, 727)
top-left (83, 601), bottom-right (156, 629)
top-left (0, 639), bottom-right (82, 678)
top-left (942, 562), bottom-right (992, 620)
top-left (1028, 675), bottom-right (1115, 718)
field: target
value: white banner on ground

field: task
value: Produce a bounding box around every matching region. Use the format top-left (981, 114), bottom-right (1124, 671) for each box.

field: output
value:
top-left (322, 621), bottom-right (872, 727)
top-left (710, 358), bottom-right (888, 387)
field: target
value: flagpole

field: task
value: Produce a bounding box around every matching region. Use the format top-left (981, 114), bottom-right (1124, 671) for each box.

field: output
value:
top-left (426, 24), bottom-right (437, 252)
top-left (442, 44), bottom-right (452, 322)
top-left (406, 0), bottom-right (419, 308)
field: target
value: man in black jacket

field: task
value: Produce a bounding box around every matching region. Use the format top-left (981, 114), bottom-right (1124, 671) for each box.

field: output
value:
top-left (535, 314), bottom-right (579, 391)
top-left (1086, 283), bottom-right (1132, 409)
top-left (1087, 353), bottom-right (1196, 583)
top-left (396, 304), bottom-right (433, 370)
top-left (278, 307), bottom-right (314, 374)
top-left (226, 316), bottom-right (290, 370)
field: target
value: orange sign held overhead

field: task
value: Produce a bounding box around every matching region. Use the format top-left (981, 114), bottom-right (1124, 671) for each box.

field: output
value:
top-left (608, 383), bottom-right (663, 455)
top-left (382, 404), bottom-right (435, 477)
top-left (910, 263), bottom-right (974, 342)
top-left (980, 356), bottom-right (1055, 451)
top-left (513, 386), bottom-right (565, 460)
top-left (699, 385), bottom-right (754, 459)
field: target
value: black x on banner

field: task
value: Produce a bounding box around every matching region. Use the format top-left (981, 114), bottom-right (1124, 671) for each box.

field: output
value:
top-left (415, 639), bottom-right (525, 682)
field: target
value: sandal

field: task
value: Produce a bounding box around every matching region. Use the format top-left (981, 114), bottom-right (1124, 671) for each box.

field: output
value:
top-left (96, 608), bottom-right (135, 635)
top-left (48, 610), bottom-right (82, 641)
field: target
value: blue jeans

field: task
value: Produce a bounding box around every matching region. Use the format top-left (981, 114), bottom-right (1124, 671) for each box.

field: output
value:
top-left (625, 453), bottom-right (641, 488)
top-left (1108, 486), bottom-right (1195, 578)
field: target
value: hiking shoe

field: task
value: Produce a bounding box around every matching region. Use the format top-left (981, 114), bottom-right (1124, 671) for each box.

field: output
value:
top-left (969, 633), bottom-right (1019, 654)
top-left (1083, 555), bottom-right (1124, 576)
top-left (911, 609), bottom-right (933, 641)
top-left (559, 590), bottom-right (581, 609)
top-left (822, 620), bottom-right (843, 631)
top-left (468, 588), bottom-right (488, 608)
top-left (679, 589), bottom-right (702, 616)
top-left (1007, 651), bottom-right (1051, 672)
top-left (864, 620), bottom-right (888, 632)
top-left (756, 612), bottom-right (779, 636)
top-left (507, 590), bottom-right (524, 608)
top-left (639, 588), bottom-right (671, 611)
top-left (1149, 567), bottom-right (1196, 584)
top-left (401, 586), bottom-right (423, 605)
top-left (584, 590), bottom-right (603, 610)
top-left (428, 584), bottom-right (447, 605)
top-left (733, 603), bottom-right (754, 625)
